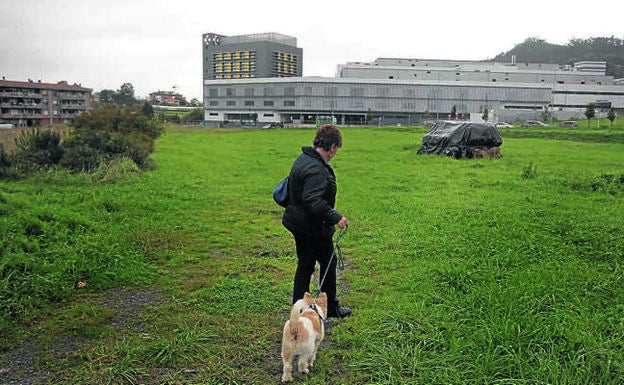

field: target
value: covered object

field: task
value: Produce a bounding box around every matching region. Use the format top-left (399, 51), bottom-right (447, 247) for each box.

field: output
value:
top-left (417, 121), bottom-right (503, 159)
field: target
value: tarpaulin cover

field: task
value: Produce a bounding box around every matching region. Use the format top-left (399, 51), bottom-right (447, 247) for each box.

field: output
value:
top-left (417, 121), bottom-right (503, 159)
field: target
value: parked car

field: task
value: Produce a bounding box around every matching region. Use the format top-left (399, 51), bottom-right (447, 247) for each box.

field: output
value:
top-left (558, 120), bottom-right (578, 128)
top-left (522, 120), bottom-right (548, 127)
top-left (261, 122), bottom-right (284, 129)
top-left (495, 122), bottom-right (513, 128)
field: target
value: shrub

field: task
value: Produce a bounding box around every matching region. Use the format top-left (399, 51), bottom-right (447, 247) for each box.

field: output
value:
top-left (61, 104), bottom-right (163, 172)
top-left (590, 173), bottom-right (624, 194)
top-left (98, 157), bottom-right (140, 183)
top-left (11, 129), bottom-right (64, 172)
top-left (521, 161), bottom-right (538, 179)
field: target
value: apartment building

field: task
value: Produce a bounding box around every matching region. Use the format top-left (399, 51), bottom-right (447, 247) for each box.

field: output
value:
top-left (0, 78), bottom-right (92, 127)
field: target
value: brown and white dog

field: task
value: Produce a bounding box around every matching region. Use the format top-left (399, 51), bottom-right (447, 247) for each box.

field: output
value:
top-left (281, 292), bottom-right (327, 382)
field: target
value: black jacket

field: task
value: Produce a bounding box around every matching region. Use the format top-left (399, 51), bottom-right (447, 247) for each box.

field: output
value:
top-left (282, 146), bottom-right (343, 238)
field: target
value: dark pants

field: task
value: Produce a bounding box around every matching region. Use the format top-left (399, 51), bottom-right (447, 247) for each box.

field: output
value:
top-left (292, 233), bottom-right (337, 310)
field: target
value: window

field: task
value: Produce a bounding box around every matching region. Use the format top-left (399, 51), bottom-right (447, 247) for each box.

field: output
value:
top-left (324, 86), bottom-right (337, 96)
top-left (264, 100), bottom-right (274, 106)
top-left (209, 88), bottom-right (218, 97)
top-left (209, 101), bottom-right (218, 106)
top-left (244, 101), bottom-right (254, 106)
top-left (350, 87), bottom-right (364, 97)
top-left (263, 113), bottom-right (274, 117)
top-left (226, 88), bottom-right (235, 97)
top-left (304, 87), bottom-right (312, 96)
top-left (284, 87), bottom-right (295, 97)
top-left (264, 87), bottom-right (274, 96)
top-left (244, 88), bottom-right (254, 97)
top-left (284, 100), bottom-right (295, 106)
top-left (226, 100), bottom-right (236, 106)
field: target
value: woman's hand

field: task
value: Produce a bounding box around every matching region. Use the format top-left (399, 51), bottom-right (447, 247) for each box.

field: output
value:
top-left (337, 216), bottom-right (348, 228)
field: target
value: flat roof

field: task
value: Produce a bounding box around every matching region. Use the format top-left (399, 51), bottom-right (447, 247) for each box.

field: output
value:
top-left (204, 76), bottom-right (553, 90)
top-left (0, 79), bottom-right (91, 91)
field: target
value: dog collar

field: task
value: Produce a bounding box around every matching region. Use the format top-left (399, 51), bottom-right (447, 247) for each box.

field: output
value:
top-left (310, 303), bottom-right (325, 321)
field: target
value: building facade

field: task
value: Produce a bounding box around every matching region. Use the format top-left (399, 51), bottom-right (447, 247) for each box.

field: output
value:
top-left (202, 32), bottom-right (303, 80)
top-left (203, 77), bottom-right (553, 127)
top-left (335, 58), bottom-right (624, 121)
top-left (0, 79), bottom-right (92, 127)
top-left (148, 90), bottom-right (187, 106)
top-left (201, 32), bottom-right (624, 126)
top-left (337, 58), bottom-right (615, 86)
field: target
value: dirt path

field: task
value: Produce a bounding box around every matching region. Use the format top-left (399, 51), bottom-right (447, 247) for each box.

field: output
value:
top-left (0, 287), bottom-right (164, 384)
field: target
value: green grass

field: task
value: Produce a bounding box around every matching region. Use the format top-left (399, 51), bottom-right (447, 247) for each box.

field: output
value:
top-left (1, 121), bottom-right (624, 384)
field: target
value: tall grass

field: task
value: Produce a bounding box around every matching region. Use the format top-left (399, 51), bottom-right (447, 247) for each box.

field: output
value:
top-left (1, 123), bottom-right (623, 384)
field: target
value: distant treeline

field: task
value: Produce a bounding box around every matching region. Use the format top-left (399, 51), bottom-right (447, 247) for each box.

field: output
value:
top-left (492, 36), bottom-right (624, 79)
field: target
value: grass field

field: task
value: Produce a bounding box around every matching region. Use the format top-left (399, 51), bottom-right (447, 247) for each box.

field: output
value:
top-left (1, 121), bottom-right (624, 384)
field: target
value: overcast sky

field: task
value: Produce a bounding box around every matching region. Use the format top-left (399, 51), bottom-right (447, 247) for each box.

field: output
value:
top-left (2, 0), bottom-right (622, 100)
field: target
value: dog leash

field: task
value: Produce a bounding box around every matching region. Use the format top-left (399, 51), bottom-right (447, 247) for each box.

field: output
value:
top-left (315, 225), bottom-right (347, 297)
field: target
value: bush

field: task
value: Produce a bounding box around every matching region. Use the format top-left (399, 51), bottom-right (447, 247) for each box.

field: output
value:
top-left (0, 105), bottom-right (162, 179)
top-left (58, 140), bottom-right (103, 173)
top-left (11, 129), bottom-right (64, 172)
top-left (98, 157), bottom-right (140, 183)
top-left (61, 104), bottom-right (162, 172)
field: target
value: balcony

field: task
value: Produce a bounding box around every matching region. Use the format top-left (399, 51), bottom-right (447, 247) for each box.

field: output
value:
top-left (0, 90), bottom-right (44, 98)
top-left (0, 111), bottom-right (46, 119)
top-left (60, 103), bottom-right (86, 110)
top-left (59, 92), bottom-right (87, 100)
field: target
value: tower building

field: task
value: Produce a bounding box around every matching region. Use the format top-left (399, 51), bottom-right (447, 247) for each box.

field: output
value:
top-left (202, 32), bottom-right (302, 80)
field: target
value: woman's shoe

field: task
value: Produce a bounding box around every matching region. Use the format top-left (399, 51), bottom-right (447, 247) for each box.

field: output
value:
top-left (327, 305), bottom-right (352, 318)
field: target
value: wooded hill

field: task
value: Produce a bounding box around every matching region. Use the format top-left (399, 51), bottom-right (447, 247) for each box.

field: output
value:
top-left (491, 37), bottom-right (624, 79)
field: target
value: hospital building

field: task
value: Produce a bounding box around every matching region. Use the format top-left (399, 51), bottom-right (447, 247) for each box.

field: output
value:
top-left (202, 32), bottom-right (624, 127)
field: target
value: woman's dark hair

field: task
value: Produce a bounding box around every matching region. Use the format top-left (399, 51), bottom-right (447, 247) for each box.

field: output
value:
top-left (313, 124), bottom-right (342, 151)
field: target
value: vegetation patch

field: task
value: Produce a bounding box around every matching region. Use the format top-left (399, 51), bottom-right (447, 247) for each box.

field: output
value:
top-left (590, 173), bottom-right (624, 194)
top-left (1, 120), bottom-right (624, 384)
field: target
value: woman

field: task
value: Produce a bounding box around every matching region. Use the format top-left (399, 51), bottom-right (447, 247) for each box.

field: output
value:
top-left (282, 124), bottom-right (351, 318)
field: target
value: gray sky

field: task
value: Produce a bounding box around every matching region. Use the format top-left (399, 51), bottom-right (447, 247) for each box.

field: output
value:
top-left (2, 0), bottom-right (622, 100)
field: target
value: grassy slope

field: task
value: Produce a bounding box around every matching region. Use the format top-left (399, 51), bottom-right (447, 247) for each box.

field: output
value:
top-left (1, 124), bottom-right (623, 384)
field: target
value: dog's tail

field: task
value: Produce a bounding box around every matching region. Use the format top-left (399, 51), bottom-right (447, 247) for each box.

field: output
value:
top-left (288, 300), bottom-right (304, 336)
top-left (288, 293), bottom-right (313, 336)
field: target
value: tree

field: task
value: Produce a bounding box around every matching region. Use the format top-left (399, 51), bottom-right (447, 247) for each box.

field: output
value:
top-left (608, 108), bottom-right (616, 128)
top-left (585, 103), bottom-right (596, 128)
top-left (98, 83), bottom-right (137, 108)
top-left (450, 105), bottom-right (457, 119)
top-left (116, 83), bottom-right (136, 107)
top-left (181, 108), bottom-right (203, 124)
top-left (142, 101), bottom-right (154, 119)
top-left (542, 106), bottom-right (552, 122)
top-left (99, 89), bottom-right (116, 104)
top-left (482, 107), bottom-right (489, 122)
top-left (190, 98), bottom-right (201, 107)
